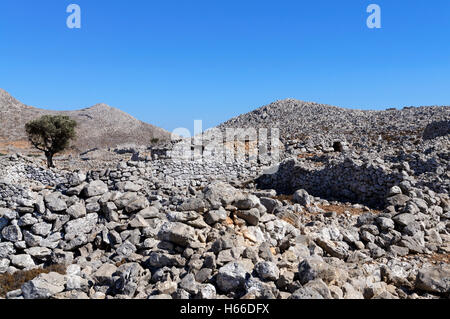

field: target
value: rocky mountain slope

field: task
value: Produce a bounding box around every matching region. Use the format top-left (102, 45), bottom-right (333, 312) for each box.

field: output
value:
top-left (0, 89), bottom-right (171, 152)
top-left (218, 99), bottom-right (450, 146)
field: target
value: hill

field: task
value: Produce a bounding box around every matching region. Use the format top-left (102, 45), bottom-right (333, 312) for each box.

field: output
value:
top-left (0, 89), bottom-right (171, 152)
top-left (217, 98), bottom-right (450, 144)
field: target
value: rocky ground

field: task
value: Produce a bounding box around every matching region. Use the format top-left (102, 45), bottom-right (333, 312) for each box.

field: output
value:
top-left (0, 101), bottom-right (449, 300)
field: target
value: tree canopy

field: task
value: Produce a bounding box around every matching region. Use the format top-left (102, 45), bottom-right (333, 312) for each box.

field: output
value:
top-left (25, 115), bottom-right (77, 167)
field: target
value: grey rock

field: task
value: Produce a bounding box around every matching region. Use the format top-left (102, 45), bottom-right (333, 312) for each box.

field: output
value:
top-left (66, 202), bottom-right (86, 219)
top-left (22, 272), bottom-right (66, 299)
top-left (116, 240), bottom-right (137, 257)
top-left (290, 287), bottom-right (324, 299)
top-left (293, 189), bottom-right (312, 206)
top-left (377, 217), bottom-right (395, 231)
top-left (18, 214), bottom-right (38, 227)
top-left (128, 214), bottom-right (149, 228)
top-left (64, 213), bottom-right (98, 238)
top-left (83, 180), bottom-right (108, 197)
top-left (197, 284), bottom-right (216, 299)
top-left (24, 247), bottom-right (52, 259)
top-left (124, 196), bottom-right (149, 213)
top-left (93, 263), bottom-right (118, 285)
top-left (10, 254), bottom-right (35, 269)
top-left (146, 251), bottom-right (185, 268)
top-left (204, 208), bottom-right (228, 225)
top-left (388, 186), bottom-right (402, 196)
top-left (178, 198), bottom-right (208, 213)
top-left (255, 261), bottom-right (280, 281)
top-left (415, 265), bottom-right (450, 294)
top-left (316, 239), bottom-right (349, 260)
top-left (304, 279), bottom-right (332, 299)
top-left (388, 245), bottom-right (410, 257)
top-left (1, 224), bottom-right (22, 242)
top-left (195, 268), bottom-right (213, 283)
top-left (399, 236), bottom-right (424, 254)
top-left (44, 193), bottom-right (67, 212)
top-left (234, 195), bottom-right (260, 210)
top-left (393, 213), bottom-right (416, 227)
top-left (235, 208), bottom-right (260, 226)
top-left (298, 256), bottom-right (346, 285)
top-left (203, 182), bottom-right (241, 206)
top-left (31, 222), bottom-right (52, 236)
top-left (0, 216), bottom-right (8, 232)
top-left (158, 222), bottom-right (196, 247)
top-left (259, 197), bottom-right (281, 214)
top-left (216, 261), bottom-right (248, 293)
top-left (0, 258), bottom-right (10, 273)
top-left (179, 273), bottom-right (198, 295)
top-left (117, 181), bottom-right (141, 192)
top-left (102, 202), bottom-right (119, 222)
top-left (23, 231), bottom-right (42, 248)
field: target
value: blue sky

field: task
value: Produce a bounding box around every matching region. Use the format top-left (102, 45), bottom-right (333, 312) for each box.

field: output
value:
top-left (0, 0), bottom-right (449, 132)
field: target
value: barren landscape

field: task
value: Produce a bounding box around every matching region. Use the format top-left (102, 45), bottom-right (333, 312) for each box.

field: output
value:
top-left (0, 89), bottom-right (449, 299)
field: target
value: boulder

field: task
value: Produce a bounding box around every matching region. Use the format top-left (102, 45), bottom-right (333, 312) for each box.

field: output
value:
top-left (64, 213), bottom-right (98, 238)
top-left (83, 180), bottom-right (108, 197)
top-left (235, 208), bottom-right (260, 226)
top-left (216, 261), bottom-right (248, 293)
top-left (1, 224), bottom-right (22, 242)
top-left (66, 202), bottom-right (87, 219)
top-left (10, 254), bottom-right (35, 269)
top-left (203, 182), bottom-right (241, 207)
top-left (255, 261), bottom-right (280, 281)
top-left (157, 222), bottom-right (196, 247)
top-left (293, 189), bottom-right (312, 206)
top-left (22, 272), bottom-right (67, 299)
top-left (415, 265), bottom-right (450, 294)
top-left (44, 193), bottom-right (67, 212)
top-left (93, 264), bottom-right (118, 285)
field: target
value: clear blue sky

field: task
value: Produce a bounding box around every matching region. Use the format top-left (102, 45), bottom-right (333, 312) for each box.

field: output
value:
top-left (1, 0), bottom-right (449, 132)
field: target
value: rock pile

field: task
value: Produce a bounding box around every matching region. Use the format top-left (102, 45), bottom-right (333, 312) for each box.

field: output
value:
top-left (0, 160), bottom-right (448, 299)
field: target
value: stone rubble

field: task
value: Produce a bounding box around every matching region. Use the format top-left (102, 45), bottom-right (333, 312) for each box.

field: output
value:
top-left (0, 102), bottom-right (449, 300)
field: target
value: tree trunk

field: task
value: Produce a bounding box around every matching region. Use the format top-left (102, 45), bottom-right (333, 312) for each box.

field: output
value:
top-left (45, 152), bottom-right (54, 168)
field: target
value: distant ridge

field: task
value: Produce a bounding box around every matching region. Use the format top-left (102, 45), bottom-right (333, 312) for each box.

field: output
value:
top-left (0, 89), bottom-right (171, 152)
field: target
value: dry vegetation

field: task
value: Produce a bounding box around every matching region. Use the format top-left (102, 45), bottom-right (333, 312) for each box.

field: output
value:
top-left (317, 204), bottom-right (381, 216)
top-left (0, 264), bottom-right (66, 297)
top-left (297, 153), bottom-right (316, 159)
top-left (404, 253), bottom-right (450, 265)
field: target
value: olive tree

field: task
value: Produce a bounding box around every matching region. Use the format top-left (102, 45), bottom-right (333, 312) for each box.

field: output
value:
top-left (25, 115), bottom-right (77, 168)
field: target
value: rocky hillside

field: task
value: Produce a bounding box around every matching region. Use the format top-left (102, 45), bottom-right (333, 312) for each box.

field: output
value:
top-left (218, 99), bottom-right (450, 145)
top-left (0, 89), bottom-right (171, 153)
top-left (0, 94), bottom-right (448, 300)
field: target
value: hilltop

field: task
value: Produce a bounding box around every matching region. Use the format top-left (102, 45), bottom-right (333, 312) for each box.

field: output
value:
top-left (218, 98), bottom-right (450, 145)
top-left (0, 89), bottom-right (171, 153)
